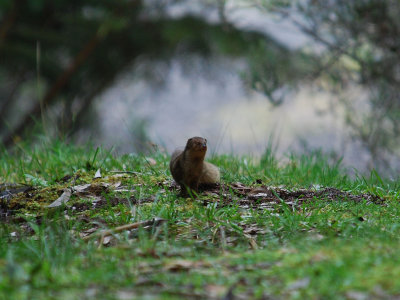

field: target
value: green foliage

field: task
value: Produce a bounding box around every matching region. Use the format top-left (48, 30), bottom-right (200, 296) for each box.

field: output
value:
top-left (257, 0), bottom-right (400, 171)
top-left (1, 1), bottom-right (288, 148)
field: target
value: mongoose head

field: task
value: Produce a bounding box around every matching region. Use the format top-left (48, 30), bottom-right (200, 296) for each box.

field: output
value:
top-left (185, 136), bottom-right (207, 159)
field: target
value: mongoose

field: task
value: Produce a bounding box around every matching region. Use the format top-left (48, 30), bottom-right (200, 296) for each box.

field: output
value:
top-left (170, 137), bottom-right (220, 193)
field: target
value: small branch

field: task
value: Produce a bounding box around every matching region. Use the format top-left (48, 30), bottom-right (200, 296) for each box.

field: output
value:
top-left (244, 233), bottom-right (258, 250)
top-left (219, 225), bottom-right (226, 250)
top-left (0, 0), bottom-right (19, 48)
top-left (2, 31), bottom-right (103, 147)
top-left (82, 218), bottom-right (166, 241)
top-left (109, 171), bottom-right (141, 175)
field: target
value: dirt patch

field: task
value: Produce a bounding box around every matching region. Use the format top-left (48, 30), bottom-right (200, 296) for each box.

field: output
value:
top-left (0, 181), bottom-right (134, 221)
top-left (0, 184), bottom-right (36, 218)
top-left (203, 182), bottom-right (385, 209)
top-left (1, 179), bottom-right (385, 222)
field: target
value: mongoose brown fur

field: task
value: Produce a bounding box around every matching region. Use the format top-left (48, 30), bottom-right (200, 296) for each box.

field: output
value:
top-left (170, 137), bottom-right (220, 193)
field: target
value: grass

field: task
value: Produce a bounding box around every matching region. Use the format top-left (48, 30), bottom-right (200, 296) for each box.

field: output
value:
top-left (1, 138), bottom-right (400, 299)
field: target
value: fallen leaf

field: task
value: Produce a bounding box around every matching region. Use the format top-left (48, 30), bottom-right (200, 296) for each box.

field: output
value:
top-left (112, 181), bottom-right (121, 188)
top-left (114, 188), bottom-right (135, 193)
top-left (135, 278), bottom-right (164, 287)
top-left (205, 284), bottom-right (227, 298)
top-left (145, 157), bottom-right (157, 166)
top-left (164, 259), bottom-right (207, 272)
top-left (310, 252), bottom-right (328, 263)
top-left (251, 193), bottom-right (269, 198)
top-left (94, 168), bottom-right (102, 178)
top-left (248, 187), bottom-right (269, 195)
top-left (244, 234), bottom-right (258, 250)
top-left (346, 291), bottom-right (368, 300)
top-left (72, 184), bottom-right (91, 193)
top-left (116, 290), bottom-right (135, 300)
top-left (231, 182), bottom-right (251, 190)
top-left (88, 195), bottom-right (103, 206)
top-left (47, 189), bottom-right (71, 208)
top-left (85, 287), bottom-right (98, 298)
top-left (310, 233), bottom-right (325, 241)
top-left (79, 227), bottom-right (99, 238)
top-left (102, 235), bottom-right (112, 245)
top-left (287, 277), bottom-right (310, 290)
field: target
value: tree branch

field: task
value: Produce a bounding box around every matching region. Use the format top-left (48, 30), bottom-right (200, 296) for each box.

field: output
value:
top-left (1, 32), bottom-right (103, 147)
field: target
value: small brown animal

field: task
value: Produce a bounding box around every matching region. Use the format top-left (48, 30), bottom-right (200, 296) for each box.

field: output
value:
top-left (170, 137), bottom-right (220, 194)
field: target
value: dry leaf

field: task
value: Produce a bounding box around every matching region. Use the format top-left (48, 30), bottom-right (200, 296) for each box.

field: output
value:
top-left (287, 277), bottom-right (310, 290)
top-left (164, 260), bottom-right (207, 272)
top-left (80, 227), bottom-right (99, 238)
top-left (114, 188), bottom-right (135, 193)
top-left (72, 184), bottom-right (91, 193)
top-left (231, 182), bottom-right (251, 190)
top-left (346, 291), bottom-right (368, 300)
top-left (116, 290), bottom-right (137, 300)
top-left (112, 181), bottom-right (121, 188)
top-left (94, 168), bottom-right (102, 178)
top-left (145, 157), bottom-right (157, 166)
top-left (205, 284), bottom-right (227, 297)
top-left (102, 235), bottom-right (112, 245)
top-left (47, 189), bottom-right (71, 208)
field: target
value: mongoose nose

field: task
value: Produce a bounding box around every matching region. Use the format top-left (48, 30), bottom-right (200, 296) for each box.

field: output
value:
top-left (202, 143), bottom-right (207, 148)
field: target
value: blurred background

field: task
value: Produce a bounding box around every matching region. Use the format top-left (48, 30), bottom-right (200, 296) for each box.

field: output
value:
top-left (1, 0), bottom-right (399, 175)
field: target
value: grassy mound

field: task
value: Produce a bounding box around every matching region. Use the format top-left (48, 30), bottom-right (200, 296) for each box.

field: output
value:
top-left (1, 140), bottom-right (399, 299)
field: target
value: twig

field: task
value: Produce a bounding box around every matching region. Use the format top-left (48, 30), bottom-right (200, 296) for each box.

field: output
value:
top-left (109, 171), bottom-right (141, 175)
top-left (98, 234), bottom-right (105, 249)
top-left (244, 234), bottom-right (258, 250)
top-left (270, 188), bottom-right (285, 203)
top-left (0, 0), bottom-right (18, 48)
top-left (2, 29), bottom-right (103, 147)
top-left (219, 226), bottom-right (227, 250)
top-left (82, 217), bottom-right (166, 241)
top-left (151, 223), bottom-right (164, 242)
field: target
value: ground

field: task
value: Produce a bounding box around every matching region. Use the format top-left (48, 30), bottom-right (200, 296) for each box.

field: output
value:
top-left (1, 140), bottom-right (400, 299)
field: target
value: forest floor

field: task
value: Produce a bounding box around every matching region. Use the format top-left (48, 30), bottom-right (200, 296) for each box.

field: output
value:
top-left (1, 139), bottom-right (400, 299)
